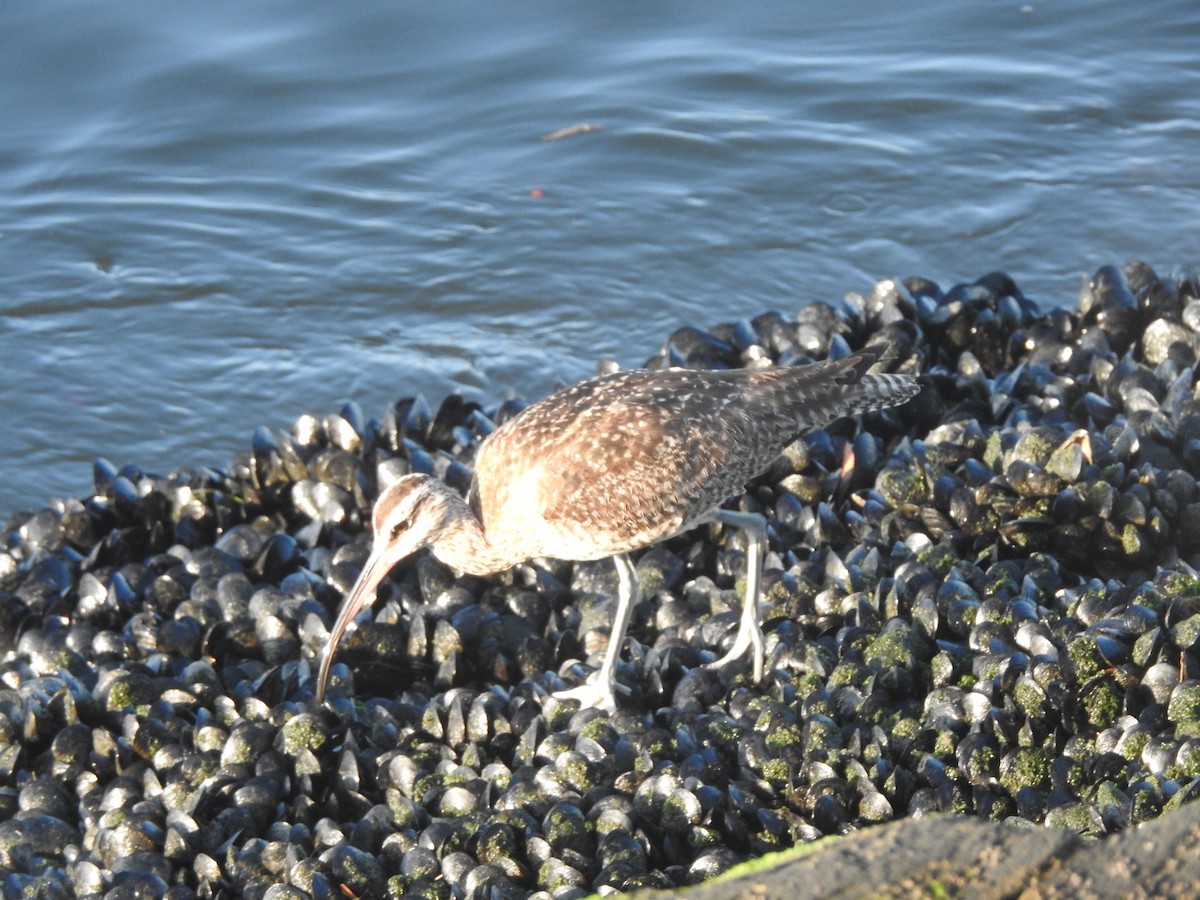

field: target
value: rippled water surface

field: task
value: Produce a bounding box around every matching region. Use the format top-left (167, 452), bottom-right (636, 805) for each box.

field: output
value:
top-left (1, 0), bottom-right (1197, 514)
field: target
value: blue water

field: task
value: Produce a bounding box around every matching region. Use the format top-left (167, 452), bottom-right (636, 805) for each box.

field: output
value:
top-left (1, 0), bottom-right (1197, 515)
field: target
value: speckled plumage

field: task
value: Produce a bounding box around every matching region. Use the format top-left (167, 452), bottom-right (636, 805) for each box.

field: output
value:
top-left (469, 351), bottom-right (916, 563)
top-left (316, 348), bottom-right (920, 707)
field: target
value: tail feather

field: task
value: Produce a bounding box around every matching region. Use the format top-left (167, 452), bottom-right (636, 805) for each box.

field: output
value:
top-left (764, 348), bottom-right (920, 429)
top-left (843, 370), bottom-right (922, 416)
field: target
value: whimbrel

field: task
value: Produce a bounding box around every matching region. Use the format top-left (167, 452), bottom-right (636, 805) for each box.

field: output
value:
top-left (315, 347), bottom-right (920, 711)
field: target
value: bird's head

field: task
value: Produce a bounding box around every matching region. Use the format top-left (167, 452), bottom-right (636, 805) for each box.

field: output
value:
top-left (315, 473), bottom-right (453, 700)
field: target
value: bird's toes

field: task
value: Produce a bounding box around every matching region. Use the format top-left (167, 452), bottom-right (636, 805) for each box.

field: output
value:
top-left (553, 678), bottom-right (624, 713)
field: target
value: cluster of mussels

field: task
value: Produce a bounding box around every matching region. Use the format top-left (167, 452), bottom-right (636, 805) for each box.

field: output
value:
top-left (3, 261), bottom-right (1200, 900)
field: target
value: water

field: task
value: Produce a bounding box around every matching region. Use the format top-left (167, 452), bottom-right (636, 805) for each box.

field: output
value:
top-left (1, 0), bottom-right (1197, 516)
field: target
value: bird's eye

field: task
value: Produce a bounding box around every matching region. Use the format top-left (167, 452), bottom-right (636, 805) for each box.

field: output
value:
top-left (390, 520), bottom-right (409, 540)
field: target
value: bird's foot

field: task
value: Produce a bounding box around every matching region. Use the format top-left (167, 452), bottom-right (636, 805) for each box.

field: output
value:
top-left (709, 508), bottom-right (768, 684)
top-left (553, 672), bottom-right (631, 713)
top-left (704, 618), bottom-right (766, 683)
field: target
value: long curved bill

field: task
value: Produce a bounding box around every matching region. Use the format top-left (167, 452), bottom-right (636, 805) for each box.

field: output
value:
top-left (315, 549), bottom-right (393, 702)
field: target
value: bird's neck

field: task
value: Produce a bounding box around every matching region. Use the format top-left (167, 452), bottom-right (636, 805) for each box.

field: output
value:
top-left (425, 483), bottom-right (523, 577)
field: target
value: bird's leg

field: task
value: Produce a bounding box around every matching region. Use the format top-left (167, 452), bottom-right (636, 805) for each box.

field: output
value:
top-left (554, 552), bottom-right (638, 713)
top-left (706, 509), bottom-right (767, 682)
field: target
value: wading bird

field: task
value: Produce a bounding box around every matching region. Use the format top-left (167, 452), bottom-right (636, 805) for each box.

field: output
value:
top-left (316, 347), bottom-right (919, 711)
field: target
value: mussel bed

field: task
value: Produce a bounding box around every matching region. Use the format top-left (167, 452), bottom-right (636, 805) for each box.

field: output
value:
top-left (2, 261), bottom-right (1200, 899)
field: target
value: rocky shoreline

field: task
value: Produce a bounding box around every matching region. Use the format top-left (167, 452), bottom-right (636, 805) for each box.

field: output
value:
top-left (2, 261), bottom-right (1199, 899)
